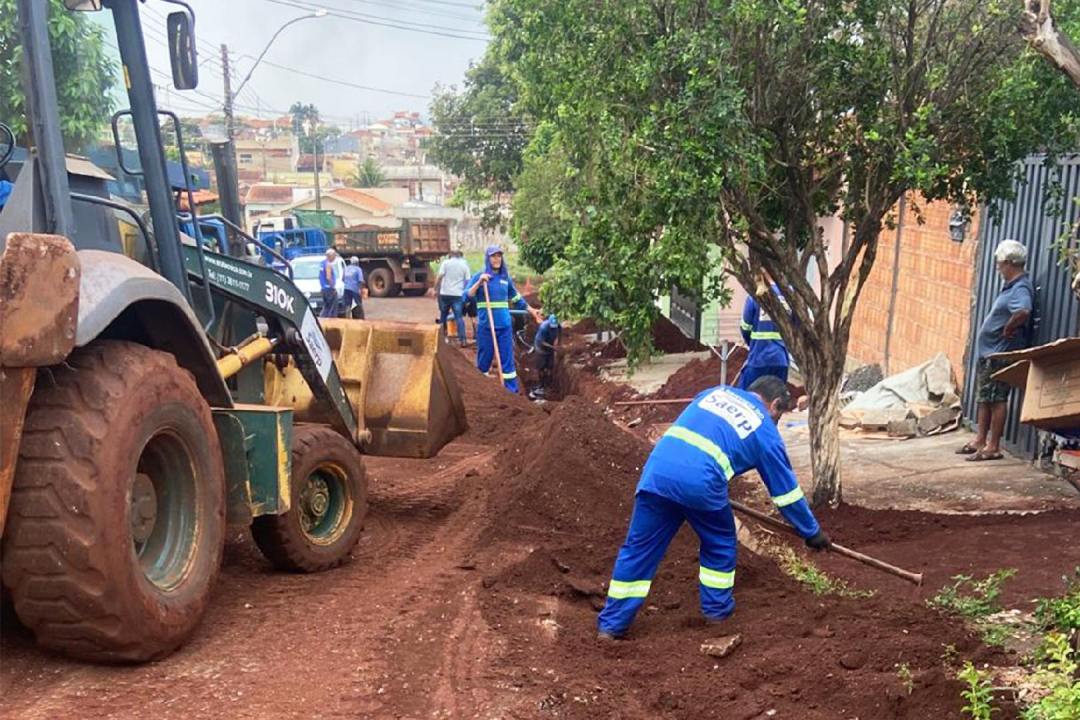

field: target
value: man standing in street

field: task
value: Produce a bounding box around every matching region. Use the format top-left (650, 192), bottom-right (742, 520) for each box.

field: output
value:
top-left (342, 257), bottom-right (366, 319)
top-left (319, 248), bottom-right (340, 319)
top-left (332, 247), bottom-right (347, 314)
top-left (739, 275), bottom-right (791, 389)
top-left (435, 249), bottom-right (471, 345)
top-left (597, 376), bottom-right (830, 640)
top-left (957, 239), bottom-right (1034, 462)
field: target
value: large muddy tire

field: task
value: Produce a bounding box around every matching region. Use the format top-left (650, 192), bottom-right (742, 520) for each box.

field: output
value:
top-left (1, 341), bottom-right (225, 662)
top-left (251, 425), bottom-right (367, 573)
top-left (367, 267), bottom-right (398, 298)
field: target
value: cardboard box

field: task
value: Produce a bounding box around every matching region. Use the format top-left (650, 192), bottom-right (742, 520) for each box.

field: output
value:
top-left (992, 337), bottom-right (1080, 430)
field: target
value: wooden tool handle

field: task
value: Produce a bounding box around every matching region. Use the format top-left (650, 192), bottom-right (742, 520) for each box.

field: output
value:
top-left (729, 500), bottom-right (923, 586)
top-left (481, 280), bottom-right (504, 384)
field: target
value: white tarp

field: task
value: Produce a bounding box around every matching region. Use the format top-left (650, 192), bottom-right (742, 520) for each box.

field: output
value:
top-left (845, 353), bottom-right (957, 412)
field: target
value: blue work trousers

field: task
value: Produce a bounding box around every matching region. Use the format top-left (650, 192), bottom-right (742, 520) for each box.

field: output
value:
top-left (738, 364), bottom-right (789, 390)
top-left (476, 323), bottom-right (518, 392)
top-left (320, 289), bottom-right (339, 319)
top-left (597, 490), bottom-right (737, 636)
top-left (439, 294), bottom-right (467, 344)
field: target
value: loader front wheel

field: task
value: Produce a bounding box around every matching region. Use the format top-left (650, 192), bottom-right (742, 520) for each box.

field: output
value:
top-left (1, 341), bottom-right (225, 662)
top-left (251, 425), bottom-right (367, 573)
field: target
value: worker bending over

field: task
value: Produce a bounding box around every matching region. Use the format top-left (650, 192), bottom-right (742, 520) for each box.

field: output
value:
top-left (529, 314), bottom-right (561, 400)
top-left (597, 376), bottom-right (830, 639)
top-left (466, 245), bottom-right (542, 392)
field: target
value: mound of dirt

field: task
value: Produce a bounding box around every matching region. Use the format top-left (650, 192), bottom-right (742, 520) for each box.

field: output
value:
top-left (484, 395), bottom-right (650, 541)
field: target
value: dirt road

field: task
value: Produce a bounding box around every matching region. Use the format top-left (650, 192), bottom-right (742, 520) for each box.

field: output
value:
top-left (3, 296), bottom-right (1078, 719)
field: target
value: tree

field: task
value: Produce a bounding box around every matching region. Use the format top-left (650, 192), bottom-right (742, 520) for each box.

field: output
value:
top-left (492, 0), bottom-right (1080, 506)
top-left (351, 157), bottom-right (386, 188)
top-left (511, 124), bottom-right (574, 273)
top-left (428, 51), bottom-right (530, 230)
top-left (0, 0), bottom-right (117, 149)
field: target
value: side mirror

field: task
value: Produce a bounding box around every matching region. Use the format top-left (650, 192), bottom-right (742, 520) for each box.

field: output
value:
top-left (166, 11), bottom-right (199, 90)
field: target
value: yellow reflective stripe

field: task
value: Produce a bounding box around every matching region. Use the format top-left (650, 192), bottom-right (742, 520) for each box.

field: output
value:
top-left (663, 426), bottom-right (735, 479)
top-left (478, 301), bottom-right (510, 309)
top-left (510, 293), bottom-right (523, 303)
top-left (740, 321), bottom-right (753, 331)
top-left (699, 566), bottom-right (735, 589)
top-left (750, 331), bottom-right (783, 340)
top-left (772, 486), bottom-right (805, 507)
top-left (502, 371), bottom-right (517, 380)
top-left (608, 579), bottom-right (651, 599)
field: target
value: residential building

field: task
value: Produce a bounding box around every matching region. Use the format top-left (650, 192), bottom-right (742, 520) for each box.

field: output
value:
top-left (244, 183), bottom-right (315, 230)
top-left (235, 135), bottom-right (300, 178)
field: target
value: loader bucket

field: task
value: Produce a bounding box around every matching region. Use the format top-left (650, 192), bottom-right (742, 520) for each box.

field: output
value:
top-left (265, 320), bottom-right (467, 458)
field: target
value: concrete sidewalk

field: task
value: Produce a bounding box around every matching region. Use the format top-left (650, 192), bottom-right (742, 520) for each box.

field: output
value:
top-left (781, 421), bottom-right (1079, 512)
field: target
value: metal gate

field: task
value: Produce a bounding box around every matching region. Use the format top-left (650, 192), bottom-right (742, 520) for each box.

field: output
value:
top-left (670, 286), bottom-right (702, 341)
top-left (963, 155), bottom-right (1080, 460)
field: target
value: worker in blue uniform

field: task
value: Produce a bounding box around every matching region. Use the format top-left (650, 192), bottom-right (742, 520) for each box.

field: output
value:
top-left (739, 281), bottom-right (791, 389)
top-left (529, 314), bottom-right (562, 400)
top-left (466, 245), bottom-right (542, 392)
top-left (597, 375), bottom-right (830, 639)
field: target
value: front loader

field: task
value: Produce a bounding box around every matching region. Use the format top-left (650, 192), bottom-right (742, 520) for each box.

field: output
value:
top-left (0, 0), bottom-right (465, 663)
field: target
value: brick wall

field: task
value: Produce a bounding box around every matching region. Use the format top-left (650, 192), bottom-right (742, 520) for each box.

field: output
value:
top-left (847, 196), bottom-right (980, 383)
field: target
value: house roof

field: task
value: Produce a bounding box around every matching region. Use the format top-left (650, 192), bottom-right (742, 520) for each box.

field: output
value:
top-left (245, 184), bottom-right (296, 204)
top-left (177, 190), bottom-right (219, 211)
top-left (328, 187), bottom-right (394, 214)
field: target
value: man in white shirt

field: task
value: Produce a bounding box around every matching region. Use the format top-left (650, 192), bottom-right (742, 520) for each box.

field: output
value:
top-left (434, 249), bottom-right (472, 345)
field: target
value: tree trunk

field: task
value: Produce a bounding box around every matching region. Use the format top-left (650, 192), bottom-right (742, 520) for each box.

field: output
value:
top-left (804, 361), bottom-right (844, 508)
top-left (1022, 1), bottom-right (1080, 91)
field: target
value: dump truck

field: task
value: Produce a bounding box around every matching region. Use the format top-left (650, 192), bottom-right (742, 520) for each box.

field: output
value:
top-left (253, 211), bottom-right (452, 298)
top-left (0, 0), bottom-right (465, 663)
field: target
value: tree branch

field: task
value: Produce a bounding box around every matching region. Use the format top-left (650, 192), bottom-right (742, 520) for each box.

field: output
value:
top-left (1021, 0), bottom-right (1080, 90)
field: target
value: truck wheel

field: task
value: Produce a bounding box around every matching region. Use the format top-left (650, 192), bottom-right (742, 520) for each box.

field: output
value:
top-left (1, 341), bottom-right (225, 662)
top-left (367, 267), bottom-right (399, 298)
top-left (251, 425), bottom-right (367, 573)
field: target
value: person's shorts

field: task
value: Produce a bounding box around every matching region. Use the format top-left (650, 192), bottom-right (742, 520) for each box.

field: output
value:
top-left (535, 349), bottom-right (555, 371)
top-left (976, 357), bottom-right (1012, 404)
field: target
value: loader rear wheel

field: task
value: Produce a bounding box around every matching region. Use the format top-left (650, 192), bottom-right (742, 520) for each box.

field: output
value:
top-left (251, 425), bottom-right (367, 573)
top-left (367, 267), bottom-right (398, 298)
top-left (1, 341), bottom-right (225, 662)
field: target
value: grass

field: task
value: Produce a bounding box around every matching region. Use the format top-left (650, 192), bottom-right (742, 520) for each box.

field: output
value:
top-left (896, 662), bottom-right (915, 695)
top-left (774, 545), bottom-right (875, 599)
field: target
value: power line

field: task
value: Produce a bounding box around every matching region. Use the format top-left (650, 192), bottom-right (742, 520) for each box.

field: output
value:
top-left (236, 56), bottom-right (432, 99)
top-left (318, 0), bottom-right (484, 24)
top-left (258, 0), bottom-right (489, 41)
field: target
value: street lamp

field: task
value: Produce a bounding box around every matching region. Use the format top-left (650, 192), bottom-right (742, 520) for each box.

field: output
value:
top-left (233, 9), bottom-right (327, 100)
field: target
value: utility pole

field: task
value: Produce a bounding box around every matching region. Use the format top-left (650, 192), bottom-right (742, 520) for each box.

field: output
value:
top-left (213, 43), bottom-right (244, 253)
top-left (313, 129), bottom-right (322, 210)
top-left (221, 44), bottom-right (234, 142)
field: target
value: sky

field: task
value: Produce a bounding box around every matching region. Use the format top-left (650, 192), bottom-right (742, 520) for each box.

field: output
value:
top-left (93, 0), bottom-right (490, 128)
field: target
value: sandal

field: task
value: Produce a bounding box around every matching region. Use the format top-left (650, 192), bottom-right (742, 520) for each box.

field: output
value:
top-left (966, 450), bottom-right (1004, 462)
top-left (955, 443), bottom-right (982, 455)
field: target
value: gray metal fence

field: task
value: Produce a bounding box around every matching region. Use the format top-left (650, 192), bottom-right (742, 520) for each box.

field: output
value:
top-left (963, 155), bottom-right (1080, 460)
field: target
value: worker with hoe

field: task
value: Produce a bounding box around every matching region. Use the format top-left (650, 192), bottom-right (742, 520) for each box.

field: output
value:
top-left (739, 275), bottom-right (792, 389)
top-left (528, 314), bottom-right (562, 400)
top-left (598, 376), bottom-right (831, 640)
top-left (466, 246), bottom-right (542, 392)
top-left (957, 239), bottom-right (1034, 462)
top-left (319, 248), bottom-right (340, 319)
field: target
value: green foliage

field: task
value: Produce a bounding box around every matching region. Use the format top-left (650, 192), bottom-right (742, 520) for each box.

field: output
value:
top-left (351, 157), bottom-right (386, 188)
top-left (1021, 633), bottom-right (1080, 720)
top-left (928, 570), bottom-right (1017, 620)
top-left (0, 0), bottom-right (117, 149)
top-left (775, 546), bottom-right (875, 599)
top-left (959, 662), bottom-right (998, 720)
top-left (1034, 568), bottom-right (1080, 634)
top-left (511, 125), bottom-right (573, 274)
top-left (981, 623), bottom-right (1013, 649)
top-left (429, 51), bottom-right (529, 230)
